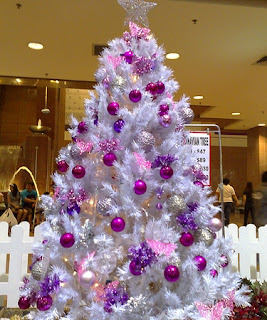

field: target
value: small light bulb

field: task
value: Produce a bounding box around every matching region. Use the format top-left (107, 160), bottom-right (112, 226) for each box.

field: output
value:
top-left (89, 199), bottom-right (94, 205)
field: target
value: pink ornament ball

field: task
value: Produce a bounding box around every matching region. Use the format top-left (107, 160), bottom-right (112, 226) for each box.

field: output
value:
top-left (134, 179), bottom-right (147, 195)
top-left (79, 270), bottom-right (96, 287)
top-left (180, 232), bottom-right (194, 247)
top-left (210, 269), bottom-right (218, 277)
top-left (159, 114), bottom-right (172, 128)
top-left (77, 121), bottom-right (88, 134)
top-left (156, 81), bottom-right (165, 94)
top-left (146, 83), bottom-right (158, 95)
top-left (159, 104), bottom-right (169, 116)
top-left (160, 166), bottom-right (173, 179)
top-left (164, 265), bottom-right (180, 282)
top-left (18, 296), bottom-right (31, 309)
top-left (129, 260), bottom-right (142, 276)
top-left (194, 180), bottom-right (204, 188)
top-left (111, 217), bottom-right (125, 232)
top-left (57, 160), bottom-right (69, 173)
top-left (194, 255), bottom-right (207, 271)
top-left (60, 233), bottom-right (75, 248)
top-left (103, 152), bottom-right (117, 166)
top-left (107, 102), bottom-right (119, 115)
top-left (37, 295), bottom-right (53, 311)
top-left (124, 50), bottom-right (134, 64)
top-left (209, 217), bottom-right (223, 232)
top-left (72, 165), bottom-right (85, 179)
top-left (220, 254), bottom-right (229, 268)
top-left (129, 90), bottom-right (142, 102)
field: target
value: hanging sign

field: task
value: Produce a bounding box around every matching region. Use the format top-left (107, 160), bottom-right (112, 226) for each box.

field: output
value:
top-left (185, 132), bottom-right (211, 186)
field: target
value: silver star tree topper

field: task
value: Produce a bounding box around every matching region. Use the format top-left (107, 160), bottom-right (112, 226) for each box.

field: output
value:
top-left (118, 0), bottom-right (157, 27)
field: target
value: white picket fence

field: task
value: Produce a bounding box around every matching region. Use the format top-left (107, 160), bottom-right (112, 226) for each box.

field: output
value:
top-left (0, 222), bottom-right (267, 308)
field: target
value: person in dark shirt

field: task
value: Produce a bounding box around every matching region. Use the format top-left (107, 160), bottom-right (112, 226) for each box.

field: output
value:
top-left (21, 182), bottom-right (38, 227)
top-left (242, 182), bottom-right (255, 226)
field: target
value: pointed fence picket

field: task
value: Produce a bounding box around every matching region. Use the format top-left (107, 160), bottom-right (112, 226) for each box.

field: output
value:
top-left (0, 222), bottom-right (266, 308)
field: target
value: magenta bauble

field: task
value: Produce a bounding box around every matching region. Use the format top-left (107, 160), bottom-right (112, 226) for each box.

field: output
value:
top-left (159, 104), bottom-right (169, 116)
top-left (129, 260), bottom-right (142, 276)
top-left (210, 269), bottom-right (218, 277)
top-left (134, 180), bottom-right (147, 195)
top-left (107, 102), bottom-right (120, 115)
top-left (124, 50), bottom-right (134, 64)
top-left (72, 165), bottom-right (85, 179)
top-left (129, 90), bottom-right (142, 102)
top-left (194, 255), bottom-right (207, 271)
top-left (194, 180), bottom-right (204, 188)
top-left (37, 295), bottom-right (53, 311)
top-left (160, 166), bottom-right (173, 179)
top-left (209, 217), bottom-right (223, 232)
top-left (156, 81), bottom-right (165, 94)
top-left (103, 152), bottom-right (117, 166)
top-left (164, 265), bottom-right (180, 282)
top-left (18, 296), bottom-right (31, 309)
top-left (111, 217), bottom-right (125, 232)
top-left (180, 232), bottom-right (194, 247)
top-left (159, 114), bottom-right (172, 127)
top-left (60, 233), bottom-right (75, 248)
top-left (220, 254), bottom-right (229, 268)
top-left (146, 82), bottom-right (158, 95)
top-left (57, 160), bottom-right (69, 173)
top-left (77, 121), bottom-right (88, 134)
top-left (156, 202), bottom-right (163, 210)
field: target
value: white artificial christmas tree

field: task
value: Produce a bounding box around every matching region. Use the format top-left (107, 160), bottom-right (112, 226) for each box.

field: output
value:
top-left (19, 1), bottom-right (249, 319)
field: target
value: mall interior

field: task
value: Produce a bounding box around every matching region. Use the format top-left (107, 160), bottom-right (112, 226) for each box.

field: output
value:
top-left (0, 0), bottom-right (267, 228)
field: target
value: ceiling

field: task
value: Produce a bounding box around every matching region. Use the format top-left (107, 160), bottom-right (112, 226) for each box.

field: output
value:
top-left (0, 0), bottom-right (267, 131)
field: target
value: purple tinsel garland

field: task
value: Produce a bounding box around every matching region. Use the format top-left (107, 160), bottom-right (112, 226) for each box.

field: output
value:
top-left (132, 55), bottom-right (157, 76)
top-left (98, 138), bottom-right (124, 153)
top-left (128, 241), bottom-right (158, 268)
top-left (176, 212), bottom-right (198, 232)
top-left (103, 281), bottom-right (129, 313)
top-left (151, 154), bottom-right (177, 168)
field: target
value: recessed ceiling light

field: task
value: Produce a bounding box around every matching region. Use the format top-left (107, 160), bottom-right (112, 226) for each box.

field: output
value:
top-left (193, 95), bottom-right (204, 100)
top-left (258, 123), bottom-right (265, 126)
top-left (28, 42), bottom-right (43, 50)
top-left (166, 53), bottom-right (180, 60)
top-left (232, 112), bottom-right (240, 116)
top-left (50, 80), bottom-right (59, 83)
top-left (15, 78), bottom-right (22, 83)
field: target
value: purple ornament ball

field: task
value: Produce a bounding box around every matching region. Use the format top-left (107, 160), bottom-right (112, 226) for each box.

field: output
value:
top-left (146, 83), bottom-right (158, 95)
top-left (57, 160), bottom-right (69, 173)
top-left (210, 269), bottom-right (218, 277)
top-left (134, 180), bottom-right (147, 195)
top-left (124, 50), bottom-right (134, 64)
top-left (160, 166), bottom-right (173, 179)
top-left (37, 295), bottom-right (53, 311)
top-left (194, 180), bottom-right (204, 188)
top-left (113, 119), bottom-right (125, 133)
top-left (103, 152), bottom-right (117, 167)
top-left (60, 233), bottom-right (75, 248)
top-left (180, 232), bottom-right (194, 247)
top-left (164, 265), bottom-right (180, 282)
top-left (159, 104), bottom-right (169, 116)
top-left (156, 202), bottom-right (163, 210)
top-left (129, 90), bottom-right (142, 102)
top-left (77, 121), bottom-right (87, 134)
top-left (157, 81), bottom-right (165, 94)
top-left (18, 296), bottom-right (31, 309)
top-left (159, 114), bottom-right (172, 128)
top-left (209, 217), bottom-right (223, 232)
top-left (111, 217), bottom-right (125, 232)
top-left (72, 165), bottom-right (85, 179)
top-left (220, 254), bottom-right (229, 268)
top-left (194, 255), bottom-right (207, 271)
top-left (129, 260), bottom-right (142, 276)
top-left (107, 102), bottom-right (119, 115)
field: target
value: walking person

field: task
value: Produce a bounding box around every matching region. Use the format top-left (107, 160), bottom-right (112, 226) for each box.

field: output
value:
top-left (242, 182), bottom-right (255, 226)
top-left (254, 171), bottom-right (267, 227)
top-left (216, 178), bottom-right (239, 226)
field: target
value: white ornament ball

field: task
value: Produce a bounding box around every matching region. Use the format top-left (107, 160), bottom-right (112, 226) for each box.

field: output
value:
top-left (167, 195), bottom-right (186, 213)
top-left (209, 217), bottom-right (223, 232)
top-left (78, 270), bottom-right (96, 287)
top-left (136, 131), bottom-right (155, 153)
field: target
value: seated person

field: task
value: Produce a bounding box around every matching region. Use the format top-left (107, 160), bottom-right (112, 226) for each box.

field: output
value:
top-left (7, 183), bottom-right (27, 223)
top-left (0, 192), bottom-right (6, 215)
top-left (21, 182), bottom-right (38, 227)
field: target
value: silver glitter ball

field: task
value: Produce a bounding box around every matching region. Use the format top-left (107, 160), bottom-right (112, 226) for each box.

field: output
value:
top-left (96, 197), bottom-right (114, 216)
top-left (167, 195), bottom-right (186, 213)
top-left (110, 76), bottom-right (126, 91)
top-left (31, 260), bottom-right (44, 281)
top-left (136, 131), bottom-right (155, 153)
top-left (195, 228), bottom-right (214, 247)
top-left (180, 107), bottom-right (194, 124)
top-left (78, 219), bottom-right (94, 249)
top-left (70, 144), bottom-right (85, 160)
top-left (51, 224), bottom-right (65, 234)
